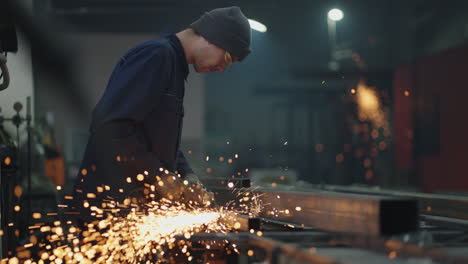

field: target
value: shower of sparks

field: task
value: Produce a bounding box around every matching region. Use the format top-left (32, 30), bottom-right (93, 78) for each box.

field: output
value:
top-left (6, 185), bottom-right (263, 264)
top-left (355, 79), bottom-right (389, 132)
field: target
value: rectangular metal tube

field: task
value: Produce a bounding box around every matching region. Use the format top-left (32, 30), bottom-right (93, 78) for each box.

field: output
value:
top-left (253, 189), bottom-right (418, 236)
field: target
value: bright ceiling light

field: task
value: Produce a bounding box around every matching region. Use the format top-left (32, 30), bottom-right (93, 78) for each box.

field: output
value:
top-left (328, 8), bottom-right (344, 21)
top-left (248, 19), bottom-right (267, 33)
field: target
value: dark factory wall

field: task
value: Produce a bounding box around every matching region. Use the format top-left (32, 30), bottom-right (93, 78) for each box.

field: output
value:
top-left (394, 43), bottom-right (468, 193)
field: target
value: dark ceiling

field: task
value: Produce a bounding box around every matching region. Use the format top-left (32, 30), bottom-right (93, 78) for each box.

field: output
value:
top-left (28, 0), bottom-right (468, 77)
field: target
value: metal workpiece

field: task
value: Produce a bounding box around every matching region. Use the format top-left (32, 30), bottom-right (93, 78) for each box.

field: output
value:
top-left (219, 213), bottom-right (251, 232)
top-left (315, 184), bottom-right (468, 220)
top-left (252, 189), bottom-right (419, 236)
top-left (205, 184), bottom-right (467, 263)
top-left (210, 185), bottom-right (419, 235)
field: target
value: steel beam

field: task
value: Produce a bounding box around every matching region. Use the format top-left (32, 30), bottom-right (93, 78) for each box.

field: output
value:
top-left (252, 189), bottom-right (418, 236)
top-left (317, 184), bottom-right (468, 220)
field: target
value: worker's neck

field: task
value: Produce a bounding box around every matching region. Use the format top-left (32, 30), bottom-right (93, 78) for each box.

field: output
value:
top-left (175, 29), bottom-right (195, 65)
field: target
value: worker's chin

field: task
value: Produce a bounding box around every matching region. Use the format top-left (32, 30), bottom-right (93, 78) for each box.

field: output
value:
top-left (194, 65), bottom-right (212, 73)
top-left (194, 65), bottom-right (207, 73)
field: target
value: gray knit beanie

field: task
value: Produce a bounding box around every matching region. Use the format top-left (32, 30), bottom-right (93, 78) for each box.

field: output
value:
top-left (190, 6), bottom-right (252, 61)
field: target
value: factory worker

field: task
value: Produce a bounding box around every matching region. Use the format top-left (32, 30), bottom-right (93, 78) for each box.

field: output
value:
top-left (70, 6), bottom-right (252, 212)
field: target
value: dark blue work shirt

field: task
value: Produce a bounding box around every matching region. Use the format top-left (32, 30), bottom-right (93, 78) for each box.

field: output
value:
top-left (72, 33), bottom-right (193, 201)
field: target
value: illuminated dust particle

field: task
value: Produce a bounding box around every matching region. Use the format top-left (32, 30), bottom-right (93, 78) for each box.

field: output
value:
top-left (136, 174), bottom-right (145, 181)
top-left (32, 213), bottom-right (41, 219)
top-left (14, 186), bottom-right (23, 198)
top-left (126, 177), bottom-right (132, 183)
top-left (8, 257), bottom-right (18, 264)
top-left (40, 226), bottom-right (50, 232)
top-left (249, 229), bottom-right (254, 233)
top-left (235, 154), bottom-right (239, 158)
top-left (41, 252), bottom-right (49, 260)
top-left (227, 182), bottom-right (234, 188)
top-left (315, 144), bottom-right (324, 152)
top-left (336, 153), bottom-right (344, 163)
top-left (13, 206), bottom-right (20, 212)
top-left (363, 158), bottom-right (372, 168)
top-left (55, 227), bottom-right (63, 235)
top-left (295, 207), bottom-right (302, 211)
top-left (247, 250), bottom-right (254, 256)
top-left (205, 156), bottom-right (210, 161)
top-left (379, 141), bottom-right (387, 150)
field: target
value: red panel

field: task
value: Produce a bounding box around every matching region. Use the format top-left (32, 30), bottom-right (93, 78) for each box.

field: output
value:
top-left (394, 43), bottom-right (468, 192)
top-left (419, 156), bottom-right (440, 193)
top-left (393, 65), bottom-right (413, 169)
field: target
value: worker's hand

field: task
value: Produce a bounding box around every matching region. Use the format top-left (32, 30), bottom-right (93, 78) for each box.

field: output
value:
top-left (182, 174), bottom-right (215, 207)
top-left (155, 173), bottom-right (215, 207)
top-left (155, 173), bottom-right (185, 201)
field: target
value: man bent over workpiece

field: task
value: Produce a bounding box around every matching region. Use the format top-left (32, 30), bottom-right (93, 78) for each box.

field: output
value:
top-left (70, 6), bottom-right (252, 215)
